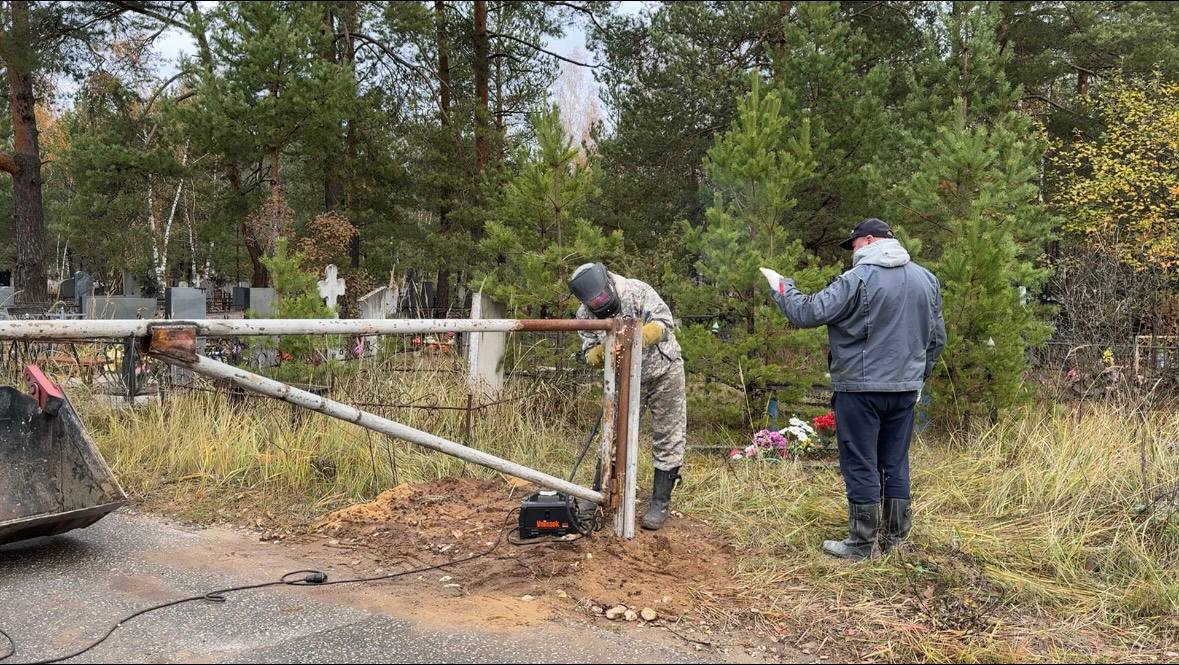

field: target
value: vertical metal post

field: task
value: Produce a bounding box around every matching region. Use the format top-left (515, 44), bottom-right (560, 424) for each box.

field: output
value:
top-left (464, 393), bottom-right (474, 443)
top-left (613, 320), bottom-right (642, 539)
top-left (122, 336), bottom-right (136, 403)
top-left (467, 291), bottom-right (482, 394)
top-left (598, 324), bottom-right (618, 523)
top-left (612, 323), bottom-right (633, 516)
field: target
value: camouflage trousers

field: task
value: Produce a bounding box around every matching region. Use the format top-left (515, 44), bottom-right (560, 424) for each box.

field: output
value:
top-left (640, 361), bottom-right (687, 471)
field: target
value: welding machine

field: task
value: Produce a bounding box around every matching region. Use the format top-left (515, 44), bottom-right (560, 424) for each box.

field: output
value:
top-left (518, 490), bottom-right (586, 538)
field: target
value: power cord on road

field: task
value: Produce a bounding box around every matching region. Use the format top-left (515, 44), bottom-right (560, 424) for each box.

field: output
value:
top-left (0, 505), bottom-right (588, 664)
top-left (3, 406), bottom-right (612, 664)
top-left (0, 628), bottom-right (14, 662)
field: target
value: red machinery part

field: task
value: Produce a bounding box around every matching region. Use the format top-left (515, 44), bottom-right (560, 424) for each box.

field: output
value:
top-left (23, 364), bottom-right (65, 416)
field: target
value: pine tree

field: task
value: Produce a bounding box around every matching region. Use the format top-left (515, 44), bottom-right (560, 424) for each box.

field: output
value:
top-left (772, 1), bottom-right (901, 257)
top-left (593, 2), bottom-right (784, 251)
top-left (260, 239), bottom-right (333, 362)
top-left (58, 72), bottom-right (194, 291)
top-left (477, 105), bottom-right (622, 318)
top-left (671, 76), bottom-right (839, 426)
top-left (176, 1), bottom-right (351, 286)
top-left (881, 3), bottom-right (1055, 428)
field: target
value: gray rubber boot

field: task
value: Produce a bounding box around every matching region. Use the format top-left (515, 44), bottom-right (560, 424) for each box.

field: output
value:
top-left (640, 467), bottom-right (680, 531)
top-left (881, 498), bottom-right (912, 554)
top-left (822, 502), bottom-right (881, 561)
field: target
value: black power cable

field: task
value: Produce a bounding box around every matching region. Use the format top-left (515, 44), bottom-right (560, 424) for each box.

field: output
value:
top-left (1, 507), bottom-right (545, 665)
top-left (567, 410), bottom-right (604, 482)
top-left (0, 629), bottom-right (13, 662)
top-left (2, 410), bottom-right (613, 663)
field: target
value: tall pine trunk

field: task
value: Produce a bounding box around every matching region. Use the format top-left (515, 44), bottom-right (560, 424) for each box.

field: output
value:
top-left (473, 0), bottom-right (490, 171)
top-left (322, 4), bottom-right (345, 212)
top-left (494, 2), bottom-right (505, 162)
top-left (229, 164), bottom-right (268, 287)
top-left (1, 1), bottom-right (48, 304)
top-left (773, 0), bottom-right (792, 77)
top-left (434, 0), bottom-right (453, 317)
top-left (341, 1), bottom-right (360, 269)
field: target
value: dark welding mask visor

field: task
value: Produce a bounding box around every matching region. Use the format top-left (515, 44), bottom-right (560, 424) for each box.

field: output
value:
top-left (569, 262), bottom-right (620, 319)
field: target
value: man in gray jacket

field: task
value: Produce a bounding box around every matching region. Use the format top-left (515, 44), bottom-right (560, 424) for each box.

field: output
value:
top-left (760, 218), bottom-right (946, 560)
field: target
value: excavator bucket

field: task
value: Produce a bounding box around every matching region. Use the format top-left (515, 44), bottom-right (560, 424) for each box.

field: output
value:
top-left (0, 366), bottom-right (126, 545)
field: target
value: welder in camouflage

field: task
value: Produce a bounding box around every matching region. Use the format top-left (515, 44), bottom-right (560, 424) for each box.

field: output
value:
top-left (569, 262), bottom-right (686, 531)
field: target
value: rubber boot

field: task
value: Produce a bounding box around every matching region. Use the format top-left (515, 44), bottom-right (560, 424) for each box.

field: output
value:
top-left (822, 502), bottom-right (881, 561)
top-left (641, 467), bottom-right (679, 531)
top-left (880, 498), bottom-right (912, 554)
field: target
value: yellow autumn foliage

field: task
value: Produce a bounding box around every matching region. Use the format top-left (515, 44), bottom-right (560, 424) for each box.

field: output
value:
top-left (1053, 76), bottom-right (1179, 272)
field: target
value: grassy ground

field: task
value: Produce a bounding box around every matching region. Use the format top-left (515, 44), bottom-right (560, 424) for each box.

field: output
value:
top-left (35, 355), bottom-right (1179, 663)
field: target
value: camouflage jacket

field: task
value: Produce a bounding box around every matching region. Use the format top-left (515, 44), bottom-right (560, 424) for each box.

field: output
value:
top-left (577, 273), bottom-right (682, 381)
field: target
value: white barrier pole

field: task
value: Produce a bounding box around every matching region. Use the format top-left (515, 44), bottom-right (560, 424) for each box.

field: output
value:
top-left (155, 352), bottom-right (605, 505)
top-left (0, 318), bottom-right (613, 340)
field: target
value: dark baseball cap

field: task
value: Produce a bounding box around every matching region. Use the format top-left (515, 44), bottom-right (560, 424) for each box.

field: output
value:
top-left (838, 218), bottom-right (895, 250)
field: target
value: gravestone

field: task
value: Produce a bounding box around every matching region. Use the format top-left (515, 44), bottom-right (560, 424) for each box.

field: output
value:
top-left (231, 286), bottom-right (249, 311)
top-left (74, 272), bottom-right (94, 303)
top-left (85, 296), bottom-right (158, 320)
top-left (358, 286), bottom-right (394, 320)
top-left (422, 282), bottom-right (435, 313)
top-left (466, 291), bottom-right (506, 400)
top-left (357, 286), bottom-right (395, 355)
top-left (247, 346), bottom-right (279, 369)
top-left (402, 277), bottom-right (419, 315)
top-left (247, 288), bottom-right (277, 317)
top-left (58, 278), bottom-right (77, 301)
top-left (232, 287), bottom-right (278, 316)
top-left (0, 285), bottom-right (14, 315)
top-left (122, 271), bottom-right (143, 296)
top-left (165, 287), bottom-right (207, 319)
top-left (404, 279), bottom-right (435, 316)
top-left (317, 264), bottom-right (346, 316)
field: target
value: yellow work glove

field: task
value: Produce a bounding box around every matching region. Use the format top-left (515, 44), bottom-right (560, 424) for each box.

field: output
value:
top-left (641, 321), bottom-right (665, 348)
top-left (585, 345), bottom-right (605, 367)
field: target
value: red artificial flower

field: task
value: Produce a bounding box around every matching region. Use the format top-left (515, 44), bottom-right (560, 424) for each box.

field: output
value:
top-left (812, 411), bottom-right (836, 432)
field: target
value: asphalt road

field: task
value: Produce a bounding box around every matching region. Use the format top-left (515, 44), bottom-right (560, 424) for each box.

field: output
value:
top-left (0, 511), bottom-right (731, 664)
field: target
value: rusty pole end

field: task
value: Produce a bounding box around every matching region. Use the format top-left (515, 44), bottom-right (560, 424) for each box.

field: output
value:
top-left (141, 323), bottom-right (199, 364)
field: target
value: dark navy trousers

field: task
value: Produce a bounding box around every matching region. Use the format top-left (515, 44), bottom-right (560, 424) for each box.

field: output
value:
top-left (832, 391), bottom-right (920, 505)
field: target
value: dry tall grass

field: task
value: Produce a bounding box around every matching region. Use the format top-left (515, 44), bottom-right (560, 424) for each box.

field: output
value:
top-left (28, 355), bottom-right (1179, 662)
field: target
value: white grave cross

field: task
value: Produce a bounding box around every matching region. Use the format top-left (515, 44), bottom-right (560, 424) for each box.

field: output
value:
top-left (317, 264), bottom-right (346, 316)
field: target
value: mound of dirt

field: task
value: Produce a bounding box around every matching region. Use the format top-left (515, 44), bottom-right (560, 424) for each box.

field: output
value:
top-left (316, 476), bottom-right (738, 616)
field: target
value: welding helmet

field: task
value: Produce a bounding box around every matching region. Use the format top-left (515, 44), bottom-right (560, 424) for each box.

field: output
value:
top-left (569, 262), bottom-right (620, 319)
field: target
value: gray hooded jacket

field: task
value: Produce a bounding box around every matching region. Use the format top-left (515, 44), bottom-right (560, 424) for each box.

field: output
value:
top-left (771, 239), bottom-right (946, 393)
